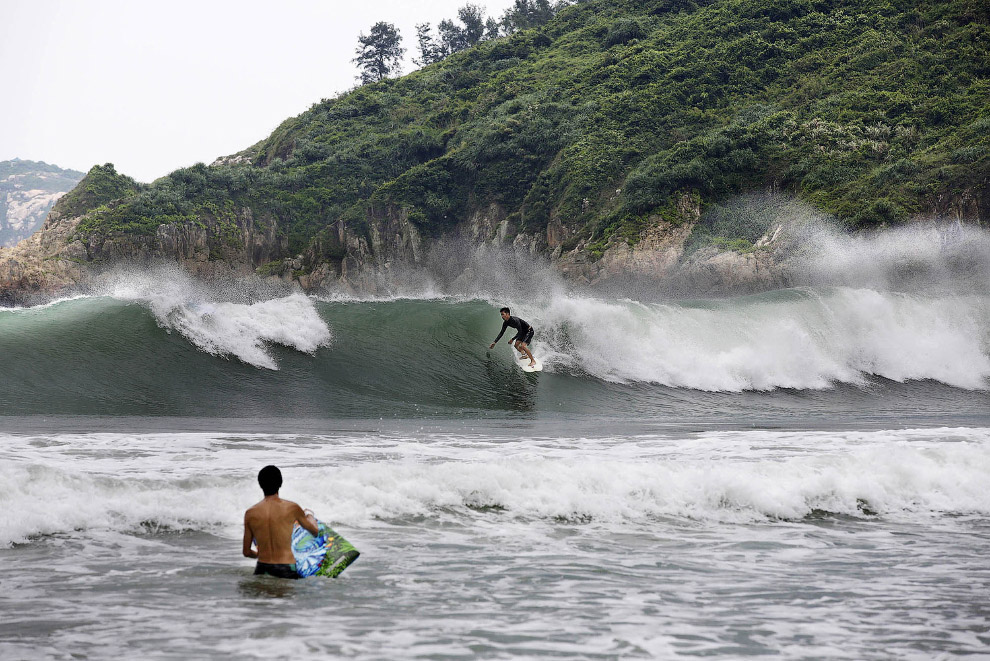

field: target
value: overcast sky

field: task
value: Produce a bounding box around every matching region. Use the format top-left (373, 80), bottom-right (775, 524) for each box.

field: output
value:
top-left (1, 0), bottom-right (520, 182)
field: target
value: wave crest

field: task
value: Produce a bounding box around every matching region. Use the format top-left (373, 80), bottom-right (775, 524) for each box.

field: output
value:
top-left (101, 266), bottom-right (331, 369)
top-left (518, 288), bottom-right (990, 390)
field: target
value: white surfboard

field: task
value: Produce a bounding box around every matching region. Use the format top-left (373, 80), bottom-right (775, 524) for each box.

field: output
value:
top-left (514, 353), bottom-right (543, 372)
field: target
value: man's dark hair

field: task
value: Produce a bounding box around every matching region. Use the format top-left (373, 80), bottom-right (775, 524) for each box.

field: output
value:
top-left (258, 465), bottom-right (282, 496)
top-left (500, 307), bottom-right (510, 314)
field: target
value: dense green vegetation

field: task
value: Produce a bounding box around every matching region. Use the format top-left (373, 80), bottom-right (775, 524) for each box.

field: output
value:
top-left (57, 163), bottom-right (143, 222)
top-left (70, 0), bottom-right (989, 262)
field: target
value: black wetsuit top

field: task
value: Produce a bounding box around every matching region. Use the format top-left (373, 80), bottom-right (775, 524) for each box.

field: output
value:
top-left (493, 316), bottom-right (533, 344)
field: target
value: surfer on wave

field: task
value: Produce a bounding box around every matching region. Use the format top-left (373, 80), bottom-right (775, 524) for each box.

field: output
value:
top-left (489, 307), bottom-right (537, 367)
top-left (243, 465), bottom-right (319, 579)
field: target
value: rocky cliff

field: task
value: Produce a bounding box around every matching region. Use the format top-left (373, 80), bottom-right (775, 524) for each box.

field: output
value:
top-left (0, 201), bottom-right (287, 305)
top-left (0, 163), bottom-right (287, 304)
top-left (249, 190), bottom-right (793, 297)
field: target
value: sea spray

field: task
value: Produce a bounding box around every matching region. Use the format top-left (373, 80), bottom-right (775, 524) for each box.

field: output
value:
top-left (792, 221), bottom-right (990, 294)
top-left (97, 265), bottom-right (332, 369)
top-left (513, 288), bottom-right (990, 390)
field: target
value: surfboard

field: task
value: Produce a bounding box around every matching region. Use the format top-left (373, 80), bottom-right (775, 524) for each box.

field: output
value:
top-left (514, 353), bottom-right (543, 372)
top-left (291, 520), bottom-right (360, 578)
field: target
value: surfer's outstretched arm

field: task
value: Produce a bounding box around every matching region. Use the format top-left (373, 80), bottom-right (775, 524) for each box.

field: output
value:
top-left (491, 319), bottom-right (510, 347)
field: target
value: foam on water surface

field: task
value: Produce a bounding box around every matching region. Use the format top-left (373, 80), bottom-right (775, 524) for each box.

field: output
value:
top-left (512, 287), bottom-right (990, 391)
top-left (1, 425), bottom-right (989, 660)
top-left (3, 427), bottom-right (989, 546)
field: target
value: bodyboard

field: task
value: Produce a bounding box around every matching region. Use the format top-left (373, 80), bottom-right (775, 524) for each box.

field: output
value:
top-left (514, 353), bottom-right (543, 372)
top-left (291, 520), bottom-right (360, 578)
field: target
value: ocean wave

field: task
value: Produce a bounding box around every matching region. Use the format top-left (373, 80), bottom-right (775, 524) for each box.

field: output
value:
top-left (0, 293), bottom-right (92, 314)
top-left (2, 285), bottom-right (989, 400)
top-left (101, 267), bottom-right (332, 369)
top-left (3, 429), bottom-right (988, 546)
top-left (514, 287), bottom-right (990, 390)
top-left (311, 439), bottom-right (990, 525)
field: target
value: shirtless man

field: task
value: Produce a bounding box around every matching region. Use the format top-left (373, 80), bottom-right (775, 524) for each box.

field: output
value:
top-left (243, 465), bottom-right (319, 579)
top-left (489, 307), bottom-right (537, 367)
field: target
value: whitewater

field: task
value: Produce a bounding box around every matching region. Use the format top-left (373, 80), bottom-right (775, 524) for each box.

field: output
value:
top-left (1, 222), bottom-right (989, 659)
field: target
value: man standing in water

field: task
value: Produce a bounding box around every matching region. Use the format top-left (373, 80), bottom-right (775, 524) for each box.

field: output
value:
top-left (489, 307), bottom-right (537, 367)
top-left (243, 465), bottom-right (319, 579)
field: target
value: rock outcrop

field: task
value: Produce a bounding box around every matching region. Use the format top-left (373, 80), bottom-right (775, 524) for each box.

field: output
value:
top-left (6, 178), bottom-right (981, 304)
top-left (0, 208), bottom-right (90, 301)
top-left (0, 185), bottom-right (797, 303)
top-left (0, 202), bottom-right (287, 304)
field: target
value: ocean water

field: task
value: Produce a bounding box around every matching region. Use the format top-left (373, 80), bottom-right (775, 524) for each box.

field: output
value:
top-left (2, 228), bottom-right (990, 659)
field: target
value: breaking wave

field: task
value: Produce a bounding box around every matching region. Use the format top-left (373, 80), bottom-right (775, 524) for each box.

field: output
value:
top-left (2, 427), bottom-right (989, 546)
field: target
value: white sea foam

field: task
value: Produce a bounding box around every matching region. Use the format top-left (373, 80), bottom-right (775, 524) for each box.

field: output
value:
top-left (2, 428), bottom-right (988, 547)
top-left (506, 287), bottom-right (990, 390)
top-left (313, 291), bottom-right (453, 304)
top-left (2, 428), bottom-right (988, 661)
top-left (98, 266), bottom-right (332, 369)
top-left (307, 437), bottom-right (990, 526)
top-left (0, 293), bottom-right (92, 314)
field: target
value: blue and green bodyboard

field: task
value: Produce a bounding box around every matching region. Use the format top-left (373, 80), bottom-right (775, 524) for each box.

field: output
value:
top-left (291, 520), bottom-right (360, 578)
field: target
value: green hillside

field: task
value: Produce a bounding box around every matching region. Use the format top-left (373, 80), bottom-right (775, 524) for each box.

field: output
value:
top-left (64, 0), bottom-right (989, 263)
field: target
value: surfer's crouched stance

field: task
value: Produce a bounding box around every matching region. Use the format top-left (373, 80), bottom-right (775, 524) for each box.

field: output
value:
top-left (489, 307), bottom-right (537, 367)
top-left (243, 465), bottom-right (319, 579)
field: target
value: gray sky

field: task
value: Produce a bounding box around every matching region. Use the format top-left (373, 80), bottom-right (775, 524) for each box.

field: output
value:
top-left (1, 0), bottom-right (519, 182)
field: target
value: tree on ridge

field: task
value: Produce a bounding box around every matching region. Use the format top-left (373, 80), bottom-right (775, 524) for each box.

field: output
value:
top-left (414, 1), bottom-right (572, 68)
top-left (353, 22), bottom-right (405, 84)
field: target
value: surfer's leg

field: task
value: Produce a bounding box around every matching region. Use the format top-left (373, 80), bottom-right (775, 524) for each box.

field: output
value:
top-left (519, 341), bottom-right (536, 366)
top-left (521, 329), bottom-right (536, 365)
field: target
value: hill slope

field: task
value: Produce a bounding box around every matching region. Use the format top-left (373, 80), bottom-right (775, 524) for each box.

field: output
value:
top-left (4, 0), bottom-right (989, 295)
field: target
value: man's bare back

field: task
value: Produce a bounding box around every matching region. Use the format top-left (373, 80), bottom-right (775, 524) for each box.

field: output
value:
top-left (243, 466), bottom-right (319, 580)
top-left (243, 495), bottom-right (319, 564)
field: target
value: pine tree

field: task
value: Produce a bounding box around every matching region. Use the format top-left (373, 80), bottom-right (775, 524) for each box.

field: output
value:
top-left (457, 4), bottom-right (488, 46)
top-left (353, 22), bottom-right (405, 84)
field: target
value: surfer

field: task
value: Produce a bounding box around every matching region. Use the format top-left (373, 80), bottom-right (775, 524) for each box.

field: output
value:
top-left (489, 307), bottom-right (537, 367)
top-left (243, 465), bottom-right (320, 579)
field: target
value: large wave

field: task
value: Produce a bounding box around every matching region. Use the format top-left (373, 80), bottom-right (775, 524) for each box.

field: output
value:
top-left (1, 266), bottom-right (331, 371)
top-left (523, 288), bottom-right (990, 390)
top-left (2, 223), bottom-right (990, 419)
top-left (1, 286), bottom-right (988, 422)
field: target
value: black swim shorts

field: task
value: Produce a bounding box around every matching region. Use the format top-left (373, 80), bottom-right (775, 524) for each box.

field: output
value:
top-left (254, 562), bottom-right (301, 579)
top-left (516, 327), bottom-right (534, 345)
